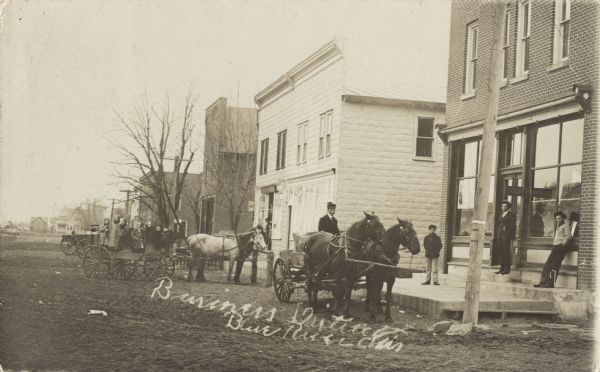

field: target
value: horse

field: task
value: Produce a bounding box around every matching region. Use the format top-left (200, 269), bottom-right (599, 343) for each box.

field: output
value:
top-left (303, 211), bottom-right (385, 318)
top-left (187, 226), bottom-right (267, 283)
top-left (365, 218), bottom-right (420, 322)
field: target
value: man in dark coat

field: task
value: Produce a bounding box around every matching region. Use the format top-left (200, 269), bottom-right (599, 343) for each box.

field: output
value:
top-left (422, 224), bottom-right (442, 285)
top-left (496, 200), bottom-right (516, 275)
top-left (318, 202), bottom-right (340, 235)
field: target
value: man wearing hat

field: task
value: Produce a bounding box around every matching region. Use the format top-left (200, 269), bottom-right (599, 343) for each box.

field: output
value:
top-left (495, 200), bottom-right (516, 275)
top-left (535, 211), bottom-right (572, 288)
top-left (318, 202), bottom-right (340, 235)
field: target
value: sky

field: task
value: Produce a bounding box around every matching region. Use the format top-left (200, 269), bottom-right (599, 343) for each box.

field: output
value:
top-left (0, 0), bottom-right (451, 223)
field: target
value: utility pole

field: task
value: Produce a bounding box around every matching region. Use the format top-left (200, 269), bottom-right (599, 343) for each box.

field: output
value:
top-left (119, 189), bottom-right (132, 222)
top-left (462, 1), bottom-right (506, 325)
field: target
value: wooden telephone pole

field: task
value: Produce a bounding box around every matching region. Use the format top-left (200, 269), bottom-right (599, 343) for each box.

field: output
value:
top-left (462, 1), bottom-right (506, 325)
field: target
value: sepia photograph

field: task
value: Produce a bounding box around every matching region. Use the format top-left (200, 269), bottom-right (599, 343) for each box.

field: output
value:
top-left (0, 0), bottom-right (598, 371)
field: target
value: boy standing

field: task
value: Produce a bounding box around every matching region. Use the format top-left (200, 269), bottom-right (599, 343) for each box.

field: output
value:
top-left (422, 224), bottom-right (442, 286)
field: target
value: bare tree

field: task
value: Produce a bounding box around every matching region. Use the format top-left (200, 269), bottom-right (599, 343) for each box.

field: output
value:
top-left (112, 88), bottom-right (199, 228)
top-left (203, 103), bottom-right (257, 233)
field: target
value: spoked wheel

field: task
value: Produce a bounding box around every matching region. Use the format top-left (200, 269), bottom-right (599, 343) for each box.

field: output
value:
top-left (163, 255), bottom-right (176, 277)
top-left (111, 259), bottom-right (137, 280)
top-left (61, 237), bottom-right (78, 255)
top-left (82, 245), bottom-right (112, 279)
top-left (273, 258), bottom-right (293, 303)
top-left (139, 252), bottom-right (169, 281)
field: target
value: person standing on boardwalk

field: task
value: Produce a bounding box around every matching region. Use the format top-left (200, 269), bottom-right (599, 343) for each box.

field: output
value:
top-left (422, 224), bottom-right (442, 286)
top-left (318, 202), bottom-right (340, 236)
top-left (495, 200), bottom-right (516, 275)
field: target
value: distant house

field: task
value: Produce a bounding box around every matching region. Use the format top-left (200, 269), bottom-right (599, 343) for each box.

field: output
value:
top-left (253, 39), bottom-right (446, 264)
top-left (200, 97), bottom-right (258, 235)
top-left (30, 217), bottom-right (49, 233)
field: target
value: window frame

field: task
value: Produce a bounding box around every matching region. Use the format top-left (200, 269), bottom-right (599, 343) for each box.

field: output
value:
top-left (318, 110), bottom-right (333, 159)
top-left (464, 22), bottom-right (479, 95)
top-left (276, 130), bottom-right (287, 170)
top-left (297, 122), bottom-right (308, 165)
top-left (527, 119), bottom-right (583, 239)
top-left (516, 0), bottom-right (531, 78)
top-left (501, 9), bottom-right (511, 81)
top-left (414, 116), bottom-right (436, 160)
top-left (552, 0), bottom-right (571, 65)
top-left (259, 138), bottom-right (269, 175)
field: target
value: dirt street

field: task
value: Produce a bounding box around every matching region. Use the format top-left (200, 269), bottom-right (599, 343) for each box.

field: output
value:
top-left (0, 240), bottom-right (596, 371)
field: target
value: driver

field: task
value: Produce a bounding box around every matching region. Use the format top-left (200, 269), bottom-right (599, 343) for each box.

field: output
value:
top-left (318, 202), bottom-right (340, 236)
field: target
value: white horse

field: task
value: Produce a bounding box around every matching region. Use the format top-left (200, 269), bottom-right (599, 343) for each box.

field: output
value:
top-left (187, 226), bottom-right (267, 283)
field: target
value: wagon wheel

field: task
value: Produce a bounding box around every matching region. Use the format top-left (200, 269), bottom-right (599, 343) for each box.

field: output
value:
top-left (82, 245), bottom-right (112, 279)
top-left (163, 255), bottom-right (176, 276)
top-left (139, 252), bottom-right (169, 281)
top-left (111, 259), bottom-right (137, 280)
top-left (273, 258), bottom-right (293, 303)
top-left (61, 236), bottom-right (78, 255)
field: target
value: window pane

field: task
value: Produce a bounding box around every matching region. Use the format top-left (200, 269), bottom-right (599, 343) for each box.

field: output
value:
top-left (458, 178), bottom-right (476, 210)
top-left (418, 118), bottom-right (434, 137)
top-left (416, 138), bottom-right (433, 157)
top-left (534, 125), bottom-right (560, 167)
top-left (456, 209), bottom-right (474, 236)
top-left (512, 132), bottom-right (522, 165)
top-left (562, 22), bottom-right (569, 58)
top-left (532, 168), bottom-right (558, 201)
top-left (297, 145), bottom-right (301, 164)
top-left (530, 201), bottom-right (556, 238)
top-left (523, 38), bottom-right (529, 71)
top-left (472, 27), bottom-right (478, 58)
top-left (463, 141), bottom-right (479, 177)
top-left (559, 164), bottom-right (581, 201)
top-left (560, 118), bottom-right (583, 163)
top-left (523, 3), bottom-right (529, 36)
top-left (558, 199), bottom-right (580, 227)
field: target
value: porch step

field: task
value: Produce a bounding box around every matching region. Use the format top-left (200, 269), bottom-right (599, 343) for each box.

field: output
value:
top-left (446, 261), bottom-right (577, 288)
top-left (391, 278), bottom-right (557, 319)
top-left (413, 273), bottom-right (557, 301)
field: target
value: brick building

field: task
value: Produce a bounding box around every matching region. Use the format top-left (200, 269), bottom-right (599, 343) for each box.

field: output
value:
top-left (439, 1), bottom-right (598, 290)
top-left (253, 39), bottom-right (446, 265)
top-left (200, 97), bottom-right (257, 235)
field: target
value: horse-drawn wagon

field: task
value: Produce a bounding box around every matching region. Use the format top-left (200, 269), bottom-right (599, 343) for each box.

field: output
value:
top-left (272, 215), bottom-right (421, 321)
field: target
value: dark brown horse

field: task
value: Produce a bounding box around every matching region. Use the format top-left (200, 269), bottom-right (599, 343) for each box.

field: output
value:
top-left (303, 211), bottom-right (385, 318)
top-left (365, 218), bottom-right (420, 322)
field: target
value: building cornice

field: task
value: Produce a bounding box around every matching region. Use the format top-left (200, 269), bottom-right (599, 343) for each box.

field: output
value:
top-left (342, 95), bottom-right (445, 111)
top-left (254, 40), bottom-right (342, 106)
top-left (441, 93), bottom-right (581, 136)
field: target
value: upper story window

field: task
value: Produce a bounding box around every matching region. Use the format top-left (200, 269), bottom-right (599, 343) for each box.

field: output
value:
top-left (502, 10), bottom-right (511, 80)
top-left (319, 110), bottom-right (332, 159)
top-left (464, 22), bottom-right (478, 95)
top-left (516, 0), bottom-right (531, 77)
top-left (276, 130), bottom-right (287, 170)
top-left (553, 0), bottom-right (571, 64)
top-left (415, 117), bottom-right (435, 159)
top-left (297, 122), bottom-right (308, 165)
top-left (259, 138), bottom-right (269, 175)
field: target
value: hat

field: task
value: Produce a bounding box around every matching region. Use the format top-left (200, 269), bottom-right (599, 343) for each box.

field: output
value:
top-left (327, 202), bottom-right (336, 209)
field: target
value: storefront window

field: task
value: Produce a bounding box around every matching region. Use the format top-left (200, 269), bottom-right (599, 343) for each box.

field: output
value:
top-left (528, 119), bottom-right (582, 238)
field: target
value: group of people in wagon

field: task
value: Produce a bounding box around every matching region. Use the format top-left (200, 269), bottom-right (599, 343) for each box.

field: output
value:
top-left (97, 217), bottom-right (179, 254)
